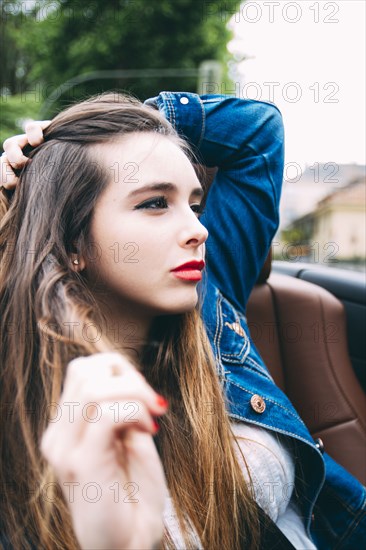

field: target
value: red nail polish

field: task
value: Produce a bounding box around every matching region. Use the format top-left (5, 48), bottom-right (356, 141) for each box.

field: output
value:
top-left (152, 419), bottom-right (160, 433)
top-left (156, 394), bottom-right (168, 408)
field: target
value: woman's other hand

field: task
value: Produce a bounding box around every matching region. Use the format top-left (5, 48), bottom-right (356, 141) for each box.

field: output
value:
top-left (40, 352), bottom-right (169, 550)
top-left (1, 120), bottom-right (51, 190)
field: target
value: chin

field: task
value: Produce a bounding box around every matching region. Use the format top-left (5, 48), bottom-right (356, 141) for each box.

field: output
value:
top-left (174, 303), bottom-right (197, 314)
top-left (164, 302), bottom-right (197, 315)
top-left (156, 295), bottom-right (198, 315)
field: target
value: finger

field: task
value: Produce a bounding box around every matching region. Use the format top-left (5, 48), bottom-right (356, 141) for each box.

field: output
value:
top-left (62, 353), bottom-right (123, 396)
top-left (41, 400), bottom-right (158, 472)
top-left (63, 368), bottom-right (166, 415)
top-left (42, 353), bottom-right (167, 450)
top-left (42, 374), bottom-right (165, 454)
top-left (66, 352), bottom-right (132, 378)
top-left (41, 352), bottom-right (166, 444)
top-left (40, 354), bottom-right (128, 451)
top-left (78, 421), bottom-right (162, 483)
top-left (115, 430), bottom-right (166, 495)
top-left (25, 120), bottom-right (51, 146)
top-left (63, 353), bottom-right (146, 398)
top-left (0, 154), bottom-right (19, 190)
top-left (60, 430), bottom-right (165, 535)
top-left (3, 135), bottom-right (30, 168)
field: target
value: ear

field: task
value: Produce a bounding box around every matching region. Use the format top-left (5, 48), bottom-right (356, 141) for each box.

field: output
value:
top-left (70, 253), bottom-right (86, 272)
top-left (69, 239), bottom-right (86, 272)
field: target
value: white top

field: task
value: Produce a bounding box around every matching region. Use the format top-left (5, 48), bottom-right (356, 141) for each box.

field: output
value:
top-left (163, 421), bottom-right (318, 549)
top-left (231, 421), bottom-right (317, 549)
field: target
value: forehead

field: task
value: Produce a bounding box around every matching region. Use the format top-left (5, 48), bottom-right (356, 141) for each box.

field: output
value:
top-left (96, 132), bottom-right (198, 185)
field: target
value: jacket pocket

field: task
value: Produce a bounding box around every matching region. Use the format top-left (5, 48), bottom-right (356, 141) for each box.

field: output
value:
top-left (216, 290), bottom-right (250, 364)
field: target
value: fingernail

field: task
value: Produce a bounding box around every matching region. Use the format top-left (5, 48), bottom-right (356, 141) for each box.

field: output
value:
top-left (156, 394), bottom-right (168, 408)
top-left (152, 418), bottom-right (160, 433)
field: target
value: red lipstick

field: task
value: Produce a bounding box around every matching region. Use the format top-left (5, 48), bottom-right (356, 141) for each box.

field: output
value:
top-left (171, 260), bottom-right (205, 281)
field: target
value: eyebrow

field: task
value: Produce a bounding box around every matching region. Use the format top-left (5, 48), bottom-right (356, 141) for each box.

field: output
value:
top-left (126, 182), bottom-right (204, 199)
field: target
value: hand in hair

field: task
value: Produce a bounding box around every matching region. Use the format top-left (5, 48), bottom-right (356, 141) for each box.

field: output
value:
top-left (40, 352), bottom-right (169, 550)
top-left (1, 120), bottom-right (50, 189)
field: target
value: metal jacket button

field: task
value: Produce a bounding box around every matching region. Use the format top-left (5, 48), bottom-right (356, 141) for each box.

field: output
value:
top-left (250, 394), bottom-right (266, 413)
top-left (180, 97), bottom-right (189, 104)
top-left (224, 321), bottom-right (245, 337)
top-left (314, 438), bottom-right (325, 453)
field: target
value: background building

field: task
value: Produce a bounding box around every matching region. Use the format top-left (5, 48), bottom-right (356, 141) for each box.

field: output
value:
top-left (280, 178), bottom-right (366, 267)
top-left (279, 163), bottom-right (366, 231)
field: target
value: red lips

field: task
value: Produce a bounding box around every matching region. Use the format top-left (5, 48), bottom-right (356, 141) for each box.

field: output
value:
top-left (171, 260), bottom-right (205, 272)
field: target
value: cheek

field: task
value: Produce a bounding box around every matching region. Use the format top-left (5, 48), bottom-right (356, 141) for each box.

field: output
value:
top-left (87, 209), bottom-right (176, 282)
top-left (103, 223), bottom-right (169, 267)
top-left (88, 213), bottom-right (131, 259)
top-left (86, 221), bottom-right (154, 278)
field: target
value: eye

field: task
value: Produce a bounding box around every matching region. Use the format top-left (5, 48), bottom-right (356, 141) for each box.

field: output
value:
top-left (134, 196), bottom-right (169, 210)
top-left (191, 203), bottom-right (205, 217)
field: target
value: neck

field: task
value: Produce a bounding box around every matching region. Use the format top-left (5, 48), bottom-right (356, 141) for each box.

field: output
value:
top-left (91, 292), bottom-right (154, 362)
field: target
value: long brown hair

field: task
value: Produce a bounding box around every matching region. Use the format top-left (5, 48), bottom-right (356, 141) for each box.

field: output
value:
top-left (0, 93), bottom-right (259, 549)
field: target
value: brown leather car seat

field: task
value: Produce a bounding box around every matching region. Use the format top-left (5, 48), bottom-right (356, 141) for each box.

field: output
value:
top-left (246, 254), bottom-right (366, 485)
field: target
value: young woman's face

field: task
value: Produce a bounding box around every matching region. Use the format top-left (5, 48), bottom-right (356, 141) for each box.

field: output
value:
top-left (85, 132), bottom-right (208, 318)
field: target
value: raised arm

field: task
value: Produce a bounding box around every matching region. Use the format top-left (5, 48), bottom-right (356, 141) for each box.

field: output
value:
top-left (145, 92), bottom-right (285, 314)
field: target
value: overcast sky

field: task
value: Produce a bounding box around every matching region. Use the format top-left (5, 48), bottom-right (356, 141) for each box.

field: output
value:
top-left (227, 0), bottom-right (365, 167)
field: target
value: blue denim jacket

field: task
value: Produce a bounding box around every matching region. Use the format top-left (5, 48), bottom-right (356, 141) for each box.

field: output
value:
top-left (145, 91), bottom-right (366, 549)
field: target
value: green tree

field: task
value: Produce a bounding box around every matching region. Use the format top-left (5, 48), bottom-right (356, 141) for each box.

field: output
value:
top-left (1, 0), bottom-right (243, 140)
top-left (3, 0), bottom-right (241, 117)
top-left (0, 0), bottom-right (32, 95)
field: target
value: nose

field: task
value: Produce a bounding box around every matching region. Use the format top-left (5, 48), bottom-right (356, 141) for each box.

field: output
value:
top-left (180, 209), bottom-right (209, 248)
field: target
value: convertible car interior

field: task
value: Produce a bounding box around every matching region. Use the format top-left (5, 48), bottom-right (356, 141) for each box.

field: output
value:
top-left (246, 252), bottom-right (366, 485)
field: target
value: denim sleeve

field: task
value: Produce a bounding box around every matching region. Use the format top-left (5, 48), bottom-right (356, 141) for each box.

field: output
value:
top-left (144, 92), bottom-right (285, 314)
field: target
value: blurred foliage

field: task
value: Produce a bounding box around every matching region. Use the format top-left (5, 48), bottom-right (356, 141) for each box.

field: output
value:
top-left (280, 227), bottom-right (308, 246)
top-left (1, 0), bottom-right (242, 140)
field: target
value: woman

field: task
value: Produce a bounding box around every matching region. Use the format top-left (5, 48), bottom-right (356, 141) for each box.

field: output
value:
top-left (1, 92), bottom-right (365, 549)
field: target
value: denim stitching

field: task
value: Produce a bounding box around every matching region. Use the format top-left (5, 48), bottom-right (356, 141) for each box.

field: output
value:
top-left (202, 97), bottom-right (283, 117)
top-left (230, 360), bottom-right (274, 383)
top-left (221, 341), bottom-right (247, 358)
top-left (334, 491), bottom-right (366, 550)
top-left (312, 490), bottom-right (366, 549)
top-left (221, 341), bottom-right (248, 360)
top-left (312, 503), bottom-right (338, 539)
top-left (222, 352), bottom-right (251, 364)
top-left (244, 355), bottom-right (274, 379)
top-left (202, 98), bottom-right (226, 104)
top-left (167, 93), bottom-right (175, 127)
top-left (171, 94), bottom-right (176, 127)
top-left (227, 412), bottom-right (319, 450)
top-left (214, 293), bottom-right (225, 378)
top-left (220, 308), bottom-right (250, 364)
top-left (162, 93), bottom-right (173, 126)
top-left (168, 93), bottom-right (176, 128)
top-left (219, 295), bottom-right (249, 361)
top-left (323, 482), bottom-right (366, 514)
top-left (227, 378), bottom-right (306, 423)
top-left (245, 358), bottom-right (272, 379)
top-left (197, 96), bottom-right (205, 147)
top-left (220, 317), bottom-right (249, 359)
